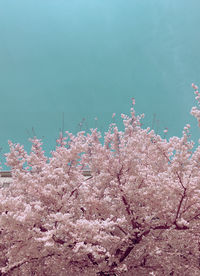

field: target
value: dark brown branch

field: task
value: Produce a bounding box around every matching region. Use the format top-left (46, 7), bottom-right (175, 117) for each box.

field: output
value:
top-left (121, 195), bottom-right (131, 215)
top-left (69, 188), bottom-right (78, 198)
top-left (119, 229), bottom-right (151, 263)
top-left (86, 176), bottom-right (93, 181)
top-left (1, 253), bottom-right (56, 275)
top-left (116, 225), bottom-right (127, 235)
top-left (176, 172), bottom-right (185, 190)
top-left (174, 187), bottom-right (186, 223)
top-left (52, 234), bottom-right (66, 245)
top-left (39, 225), bottom-right (48, 232)
top-left (117, 170), bottom-right (141, 231)
top-left (87, 253), bottom-right (98, 265)
top-left (188, 212), bottom-right (200, 222)
top-left (119, 246), bottom-right (134, 263)
top-left (153, 224), bottom-right (170, 230)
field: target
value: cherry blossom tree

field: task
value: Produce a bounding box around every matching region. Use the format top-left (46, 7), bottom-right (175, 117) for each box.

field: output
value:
top-left (0, 85), bottom-right (199, 275)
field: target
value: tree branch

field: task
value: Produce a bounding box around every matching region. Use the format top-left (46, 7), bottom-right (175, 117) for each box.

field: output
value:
top-left (1, 253), bottom-right (56, 275)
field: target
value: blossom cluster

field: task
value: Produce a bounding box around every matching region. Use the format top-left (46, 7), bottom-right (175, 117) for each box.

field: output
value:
top-left (0, 86), bottom-right (199, 275)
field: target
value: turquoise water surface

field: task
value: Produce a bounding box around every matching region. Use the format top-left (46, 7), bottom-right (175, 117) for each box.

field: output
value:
top-left (0, 0), bottom-right (200, 169)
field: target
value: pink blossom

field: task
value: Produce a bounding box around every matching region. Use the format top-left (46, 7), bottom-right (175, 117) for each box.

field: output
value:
top-left (132, 97), bottom-right (135, 105)
top-left (0, 85), bottom-right (200, 275)
top-left (192, 83), bottom-right (198, 90)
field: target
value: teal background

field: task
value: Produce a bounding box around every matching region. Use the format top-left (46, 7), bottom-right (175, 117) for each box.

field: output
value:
top-left (0, 0), bottom-right (200, 168)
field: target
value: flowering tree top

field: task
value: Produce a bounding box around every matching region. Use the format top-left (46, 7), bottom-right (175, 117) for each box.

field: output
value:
top-left (0, 85), bottom-right (199, 275)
